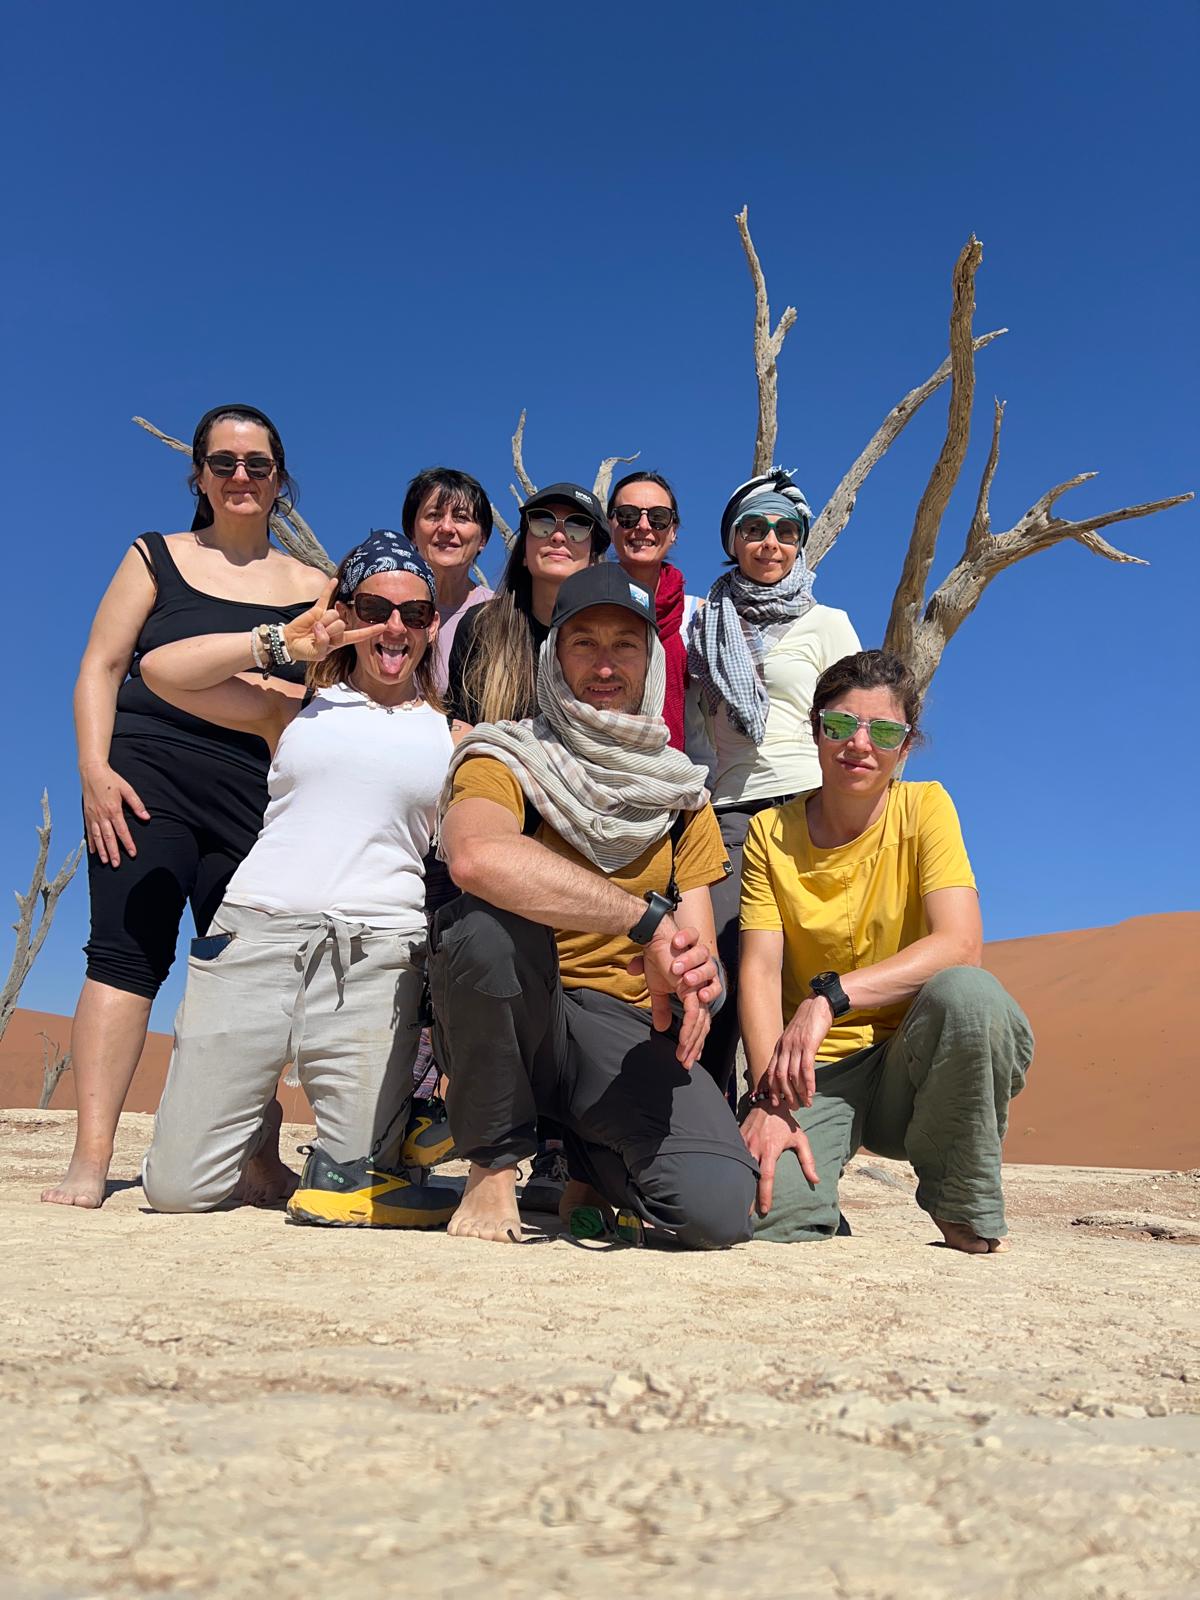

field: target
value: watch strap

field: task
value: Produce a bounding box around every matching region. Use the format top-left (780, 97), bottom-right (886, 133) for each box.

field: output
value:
top-left (810, 970), bottom-right (851, 1018)
top-left (629, 891), bottom-right (675, 945)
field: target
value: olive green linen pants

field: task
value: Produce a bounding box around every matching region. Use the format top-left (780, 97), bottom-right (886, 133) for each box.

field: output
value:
top-left (751, 966), bottom-right (1033, 1243)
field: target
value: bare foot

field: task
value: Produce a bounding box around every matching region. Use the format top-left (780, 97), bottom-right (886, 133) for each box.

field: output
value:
top-left (934, 1216), bottom-right (1009, 1254)
top-left (230, 1099), bottom-right (298, 1208)
top-left (448, 1163), bottom-right (523, 1243)
top-left (558, 1179), bottom-right (612, 1231)
top-left (41, 1151), bottom-right (111, 1209)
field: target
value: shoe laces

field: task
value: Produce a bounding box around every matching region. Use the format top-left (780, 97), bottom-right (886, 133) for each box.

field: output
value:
top-left (529, 1147), bottom-right (570, 1185)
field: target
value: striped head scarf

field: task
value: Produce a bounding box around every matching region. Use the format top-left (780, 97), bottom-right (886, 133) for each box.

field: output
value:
top-left (688, 477), bottom-right (817, 744)
top-left (438, 623), bottom-right (710, 872)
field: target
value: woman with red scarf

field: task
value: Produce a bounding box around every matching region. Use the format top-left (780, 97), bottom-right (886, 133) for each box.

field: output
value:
top-left (606, 471), bottom-right (702, 751)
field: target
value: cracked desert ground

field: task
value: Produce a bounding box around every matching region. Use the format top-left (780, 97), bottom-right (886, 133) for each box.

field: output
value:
top-left (3, 1110), bottom-right (1198, 1600)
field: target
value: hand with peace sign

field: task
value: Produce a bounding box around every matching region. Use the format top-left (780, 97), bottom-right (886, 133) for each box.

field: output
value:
top-left (281, 578), bottom-right (386, 663)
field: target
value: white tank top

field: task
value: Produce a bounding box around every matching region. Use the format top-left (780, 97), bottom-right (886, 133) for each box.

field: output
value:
top-left (223, 683), bottom-right (452, 932)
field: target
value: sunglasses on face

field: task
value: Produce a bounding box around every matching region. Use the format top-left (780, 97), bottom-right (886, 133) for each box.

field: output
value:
top-left (735, 514), bottom-right (806, 546)
top-left (203, 452), bottom-right (277, 479)
top-left (818, 710), bottom-right (910, 751)
top-left (525, 510), bottom-right (597, 543)
top-left (612, 505), bottom-right (676, 532)
top-left (350, 595), bottom-right (436, 628)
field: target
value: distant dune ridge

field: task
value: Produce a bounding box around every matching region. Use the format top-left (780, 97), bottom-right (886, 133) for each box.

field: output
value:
top-left (2, 912), bottom-right (1196, 1170)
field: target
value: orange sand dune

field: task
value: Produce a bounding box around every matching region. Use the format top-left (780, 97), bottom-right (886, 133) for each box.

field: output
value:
top-left (2, 912), bottom-right (1196, 1168)
top-left (983, 911), bottom-right (1197, 1169)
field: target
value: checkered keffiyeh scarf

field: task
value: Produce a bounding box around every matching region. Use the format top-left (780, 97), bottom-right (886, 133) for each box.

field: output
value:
top-left (687, 557), bottom-right (817, 745)
top-left (437, 627), bottom-right (710, 872)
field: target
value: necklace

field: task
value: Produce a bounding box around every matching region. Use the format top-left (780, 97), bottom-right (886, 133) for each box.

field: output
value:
top-left (345, 678), bottom-right (425, 716)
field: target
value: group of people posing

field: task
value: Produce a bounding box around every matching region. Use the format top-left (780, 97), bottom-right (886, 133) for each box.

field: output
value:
top-left (42, 402), bottom-right (1033, 1253)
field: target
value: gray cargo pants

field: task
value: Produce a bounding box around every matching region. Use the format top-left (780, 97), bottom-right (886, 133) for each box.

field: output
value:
top-left (142, 903), bottom-right (424, 1212)
top-left (752, 966), bottom-right (1033, 1242)
top-left (429, 895), bottom-right (758, 1249)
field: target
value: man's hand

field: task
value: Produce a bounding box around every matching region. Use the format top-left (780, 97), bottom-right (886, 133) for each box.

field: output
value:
top-left (761, 995), bottom-right (834, 1110)
top-left (629, 918), bottom-right (717, 1068)
top-left (741, 1104), bottom-right (819, 1217)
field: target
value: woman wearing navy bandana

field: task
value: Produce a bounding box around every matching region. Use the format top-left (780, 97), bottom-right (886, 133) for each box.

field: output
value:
top-left (136, 530), bottom-right (463, 1229)
top-left (44, 404), bottom-right (322, 1212)
top-left (687, 471), bottom-right (861, 1098)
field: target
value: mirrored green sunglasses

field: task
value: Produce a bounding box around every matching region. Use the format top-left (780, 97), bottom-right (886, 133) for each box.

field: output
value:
top-left (818, 710), bottom-right (910, 750)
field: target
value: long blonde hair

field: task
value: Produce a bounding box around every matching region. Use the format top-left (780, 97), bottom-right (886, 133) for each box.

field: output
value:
top-left (461, 525), bottom-right (602, 723)
top-left (306, 553), bottom-right (445, 713)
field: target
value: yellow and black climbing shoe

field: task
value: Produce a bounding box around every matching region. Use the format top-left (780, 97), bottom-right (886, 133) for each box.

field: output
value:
top-left (287, 1145), bottom-right (457, 1229)
top-left (399, 1097), bottom-right (457, 1169)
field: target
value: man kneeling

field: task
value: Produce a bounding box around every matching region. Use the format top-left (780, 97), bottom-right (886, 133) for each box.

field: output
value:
top-left (431, 564), bottom-right (757, 1246)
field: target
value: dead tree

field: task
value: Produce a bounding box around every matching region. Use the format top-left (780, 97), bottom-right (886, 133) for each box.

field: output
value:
top-left (37, 1030), bottom-right (72, 1110)
top-left (509, 209), bottom-right (1191, 693)
top-left (734, 214), bottom-right (1191, 692)
top-left (0, 794), bottom-right (84, 1044)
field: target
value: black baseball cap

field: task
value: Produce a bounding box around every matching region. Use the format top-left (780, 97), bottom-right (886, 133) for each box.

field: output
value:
top-left (550, 563), bottom-right (659, 633)
top-left (521, 482), bottom-right (611, 555)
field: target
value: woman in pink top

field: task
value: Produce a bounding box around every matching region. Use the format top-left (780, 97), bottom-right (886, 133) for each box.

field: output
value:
top-left (403, 467), bottom-right (494, 692)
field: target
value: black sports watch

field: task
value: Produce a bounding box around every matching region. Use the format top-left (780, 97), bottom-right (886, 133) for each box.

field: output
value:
top-left (628, 890), bottom-right (676, 945)
top-left (809, 970), bottom-right (851, 1018)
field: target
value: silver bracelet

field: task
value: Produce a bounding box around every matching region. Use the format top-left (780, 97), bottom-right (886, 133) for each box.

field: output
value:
top-left (249, 627), bottom-right (268, 672)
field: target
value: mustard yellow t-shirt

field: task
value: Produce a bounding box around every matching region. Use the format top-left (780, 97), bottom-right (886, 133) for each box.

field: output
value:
top-left (739, 781), bottom-right (977, 1061)
top-left (445, 755), bottom-right (731, 1008)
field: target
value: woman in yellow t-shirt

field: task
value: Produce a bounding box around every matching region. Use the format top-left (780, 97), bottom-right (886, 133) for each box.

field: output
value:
top-left (738, 650), bottom-right (1033, 1251)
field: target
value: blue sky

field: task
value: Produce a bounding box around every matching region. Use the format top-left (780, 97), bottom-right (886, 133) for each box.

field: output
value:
top-left (2, 1), bottom-right (1196, 1028)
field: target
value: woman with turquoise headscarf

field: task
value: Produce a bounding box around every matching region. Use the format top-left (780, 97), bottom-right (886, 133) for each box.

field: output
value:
top-left (687, 470), bottom-right (861, 1096)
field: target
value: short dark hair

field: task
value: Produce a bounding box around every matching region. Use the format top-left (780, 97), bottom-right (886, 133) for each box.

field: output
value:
top-left (810, 650), bottom-right (924, 744)
top-left (607, 469), bottom-right (680, 523)
top-left (188, 404), bottom-right (296, 532)
top-left (401, 467), bottom-right (493, 545)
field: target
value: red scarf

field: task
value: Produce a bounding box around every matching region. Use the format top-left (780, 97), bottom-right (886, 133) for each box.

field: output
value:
top-left (654, 562), bottom-right (687, 750)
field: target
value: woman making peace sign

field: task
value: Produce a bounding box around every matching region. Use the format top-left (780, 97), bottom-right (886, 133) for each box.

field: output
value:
top-left (139, 531), bottom-right (462, 1228)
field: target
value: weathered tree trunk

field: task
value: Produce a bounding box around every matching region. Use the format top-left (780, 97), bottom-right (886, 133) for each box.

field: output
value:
top-left (0, 794), bottom-right (84, 1044)
top-left (37, 1031), bottom-right (72, 1110)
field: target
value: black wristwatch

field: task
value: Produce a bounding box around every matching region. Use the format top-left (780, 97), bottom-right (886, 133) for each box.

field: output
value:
top-left (629, 891), bottom-right (676, 945)
top-left (809, 970), bottom-right (851, 1018)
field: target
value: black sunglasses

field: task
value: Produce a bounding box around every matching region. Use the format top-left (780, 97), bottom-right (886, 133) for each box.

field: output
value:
top-left (612, 505), bottom-right (676, 532)
top-left (351, 595), bottom-right (436, 628)
top-left (203, 452), bottom-right (277, 480)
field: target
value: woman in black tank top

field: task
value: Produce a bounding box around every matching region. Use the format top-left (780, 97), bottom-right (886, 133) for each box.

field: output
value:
top-left (42, 405), bottom-right (324, 1212)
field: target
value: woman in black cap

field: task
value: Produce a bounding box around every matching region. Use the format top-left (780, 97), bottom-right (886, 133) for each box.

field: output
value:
top-left (445, 482), bottom-right (608, 727)
top-left (43, 405), bottom-right (322, 1211)
top-left (687, 470), bottom-right (861, 1098)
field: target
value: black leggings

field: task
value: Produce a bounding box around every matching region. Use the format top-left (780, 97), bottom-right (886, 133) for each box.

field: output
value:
top-left (83, 736), bottom-right (268, 1000)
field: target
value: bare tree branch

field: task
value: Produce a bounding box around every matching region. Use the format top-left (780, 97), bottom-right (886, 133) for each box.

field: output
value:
top-left (270, 504), bottom-right (336, 574)
top-left (37, 1031), bottom-right (72, 1111)
top-left (489, 503), bottom-right (515, 553)
top-left (807, 328), bottom-right (1007, 567)
top-left (886, 237), bottom-right (984, 663)
top-left (0, 794), bottom-right (84, 1044)
top-left (511, 410), bottom-right (537, 498)
top-left (965, 398), bottom-right (1005, 561)
top-left (735, 205), bottom-right (797, 476)
top-left (133, 416), bottom-right (335, 572)
top-left (593, 451), bottom-right (641, 506)
top-left (133, 415), bottom-right (191, 456)
top-left (895, 480), bottom-right (1194, 696)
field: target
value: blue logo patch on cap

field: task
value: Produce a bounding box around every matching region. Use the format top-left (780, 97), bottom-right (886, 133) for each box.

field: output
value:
top-left (628, 582), bottom-right (651, 611)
